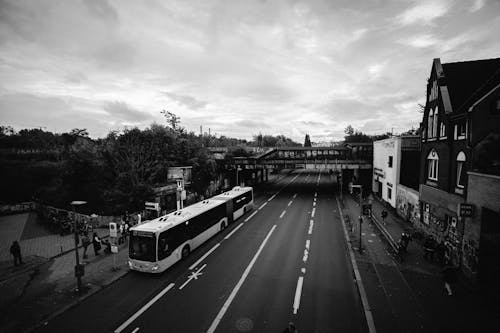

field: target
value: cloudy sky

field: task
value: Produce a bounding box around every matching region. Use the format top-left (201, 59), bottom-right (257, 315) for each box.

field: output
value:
top-left (1, 0), bottom-right (499, 142)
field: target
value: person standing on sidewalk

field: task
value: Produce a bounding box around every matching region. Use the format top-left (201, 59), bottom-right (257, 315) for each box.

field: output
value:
top-left (92, 232), bottom-right (102, 256)
top-left (381, 210), bottom-right (388, 225)
top-left (443, 263), bottom-right (457, 296)
top-left (81, 232), bottom-right (90, 259)
top-left (10, 240), bottom-right (23, 266)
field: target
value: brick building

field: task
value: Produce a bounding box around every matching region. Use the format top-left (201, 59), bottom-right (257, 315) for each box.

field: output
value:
top-left (419, 57), bottom-right (500, 269)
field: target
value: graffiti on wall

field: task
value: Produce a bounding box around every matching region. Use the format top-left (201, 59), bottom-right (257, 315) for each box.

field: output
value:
top-left (396, 187), bottom-right (420, 225)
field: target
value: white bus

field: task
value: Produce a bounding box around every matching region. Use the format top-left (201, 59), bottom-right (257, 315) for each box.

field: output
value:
top-left (128, 186), bottom-right (253, 273)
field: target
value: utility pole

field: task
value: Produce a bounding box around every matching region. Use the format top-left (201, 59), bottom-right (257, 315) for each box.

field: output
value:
top-left (351, 185), bottom-right (363, 253)
top-left (71, 200), bottom-right (87, 293)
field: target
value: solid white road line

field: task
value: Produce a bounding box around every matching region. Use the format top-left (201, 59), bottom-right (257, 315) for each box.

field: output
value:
top-left (189, 243), bottom-right (220, 270)
top-left (131, 328), bottom-right (140, 333)
top-left (287, 200), bottom-right (293, 207)
top-left (224, 223), bottom-right (244, 240)
top-left (311, 208), bottom-right (316, 218)
top-left (244, 210), bottom-right (258, 222)
top-left (280, 210), bottom-right (286, 219)
top-left (293, 276), bottom-right (304, 314)
top-left (114, 283), bottom-right (175, 333)
top-left (207, 225), bottom-right (277, 333)
top-left (268, 194), bottom-right (276, 202)
top-left (336, 197), bottom-right (376, 333)
top-left (258, 202), bottom-right (267, 210)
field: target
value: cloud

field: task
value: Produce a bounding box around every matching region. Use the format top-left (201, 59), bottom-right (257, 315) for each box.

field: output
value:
top-left (397, 0), bottom-right (451, 26)
top-left (470, 0), bottom-right (486, 12)
top-left (164, 92), bottom-right (208, 110)
top-left (401, 34), bottom-right (440, 48)
top-left (103, 101), bottom-right (150, 122)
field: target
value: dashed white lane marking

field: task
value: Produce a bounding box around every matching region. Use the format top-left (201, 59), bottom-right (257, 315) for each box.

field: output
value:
top-left (224, 223), bottom-right (244, 240)
top-left (313, 202), bottom-right (316, 207)
top-left (259, 202), bottom-right (267, 210)
top-left (308, 220), bottom-right (314, 235)
top-left (267, 194), bottom-right (276, 202)
top-left (207, 225), bottom-right (277, 333)
top-left (293, 276), bottom-right (304, 314)
top-left (244, 210), bottom-right (258, 222)
top-left (305, 239), bottom-right (310, 250)
top-left (114, 283), bottom-right (175, 333)
top-left (288, 200), bottom-right (293, 207)
top-left (311, 208), bottom-right (316, 218)
top-left (179, 264), bottom-right (207, 290)
top-left (302, 248), bottom-right (309, 262)
top-left (189, 243), bottom-right (221, 270)
top-left (280, 210), bottom-right (286, 219)
top-left (301, 267), bottom-right (306, 274)
top-left (314, 192), bottom-right (317, 198)
top-left (131, 328), bottom-right (140, 333)
top-left (293, 193), bottom-right (298, 199)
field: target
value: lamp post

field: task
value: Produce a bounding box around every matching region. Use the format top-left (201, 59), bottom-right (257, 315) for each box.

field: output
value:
top-left (236, 167), bottom-right (242, 186)
top-left (71, 200), bottom-right (87, 293)
top-left (351, 185), bottom-right (363, 253)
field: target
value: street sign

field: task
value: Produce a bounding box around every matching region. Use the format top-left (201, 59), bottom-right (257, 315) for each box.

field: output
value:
top-left (109, 222), bottom-right (118, 238)
top-left (362, 204), bottom-right (372, 216)
top-left (459, 204), bottom-right (474, 217)
top-left (145, 202), bottom-right (160, 211)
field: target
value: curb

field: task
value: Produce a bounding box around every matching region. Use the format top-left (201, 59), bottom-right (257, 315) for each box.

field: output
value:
top-left (29, 265), bottom-right (130, 333)
top-left (336, 196), bottom-right (376, 333)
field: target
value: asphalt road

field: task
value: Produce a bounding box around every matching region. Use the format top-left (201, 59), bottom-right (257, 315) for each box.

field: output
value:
top-left (36, 171), bottom-right (368, 333)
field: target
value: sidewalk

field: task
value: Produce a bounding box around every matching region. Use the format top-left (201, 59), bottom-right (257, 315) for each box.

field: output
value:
top-left (341, 193), bottom-right (497, 332)
top-left (0, 238), bottom-right (130, 333)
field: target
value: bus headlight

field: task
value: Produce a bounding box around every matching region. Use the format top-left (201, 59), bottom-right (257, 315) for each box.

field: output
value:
top-left (128, 260), bottom-right (133, 268)
top-left (152, 264), bottom-right (159, 271)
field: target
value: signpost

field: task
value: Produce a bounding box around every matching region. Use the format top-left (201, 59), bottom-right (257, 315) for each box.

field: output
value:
top-left (145, 201), bottom-right (160, 217)
top-left (109, 222), bottom-right (119, 271)
top-left (351, 184), bottom-right (363, 253)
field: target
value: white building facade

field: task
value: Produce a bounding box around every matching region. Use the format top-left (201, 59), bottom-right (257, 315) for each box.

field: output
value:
top-left (372, 137), bottom-right (401, 208)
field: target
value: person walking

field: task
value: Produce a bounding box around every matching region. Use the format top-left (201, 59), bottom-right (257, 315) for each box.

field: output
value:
top-left (10, 240), bottom-right (23, 266)
top-left (92, 232), bottom-right (102, 256)
top-left (81, 232), bottom-right (91, 259)
top-left (381, 210), bottom-right (388, 225)
top-left (118, 222), bottom-right (125, 245)
top-left (283, 322), bottom-right (298, 333)
top-left (124, 222), bottom-right (129, 242)
top-left (443, 263), bottom-right (457, 296)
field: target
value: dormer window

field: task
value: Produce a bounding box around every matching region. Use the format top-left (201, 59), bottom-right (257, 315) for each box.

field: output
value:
top-left (454, 119), bottom-right (467, 140)
top-left (440, 121), bottom-right (446, 138)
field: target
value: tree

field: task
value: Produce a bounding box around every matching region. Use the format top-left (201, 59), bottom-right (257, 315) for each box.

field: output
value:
top-left (161, 110), bottom-right (181, 130)
top-left (345, 125), bottom-right (355, 136)
top-left (304, 134), bottom-right (311, 147)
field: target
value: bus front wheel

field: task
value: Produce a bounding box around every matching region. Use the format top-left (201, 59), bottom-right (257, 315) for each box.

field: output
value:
top-left (182, 245), bottom-right (190, 259)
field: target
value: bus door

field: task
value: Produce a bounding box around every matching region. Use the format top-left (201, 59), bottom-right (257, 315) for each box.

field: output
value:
top-left (226, 200), bottom-right (233, 224)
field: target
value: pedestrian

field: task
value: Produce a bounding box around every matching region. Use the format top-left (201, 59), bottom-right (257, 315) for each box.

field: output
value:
top-left (10, 240), bottom-right (23, 266)
top-left (443, 263), bottom-right (457, 296)
top-left (118, 223), bottom-right (125, 245)
top-left (381, 210), bottom-right (388, 225)
top-left (81, 232), bottom-right (91, 259)
top-left (283, 322), bottom-right (298, 333)
top-left (124, 222), bottom-right (129, 242)
top-left (92, 232), bottom-right (102, 255)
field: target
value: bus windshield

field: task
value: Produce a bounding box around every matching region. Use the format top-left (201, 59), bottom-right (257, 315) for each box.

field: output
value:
top-left (129, 231), bottom-right (156, 262)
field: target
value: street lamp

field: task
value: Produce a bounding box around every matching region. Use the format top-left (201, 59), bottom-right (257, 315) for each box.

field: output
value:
top-left (236, 167), bottom-right (242, 186)
top-left (71, 200), bottom-right (87, 293)
top-left (351, 185), bottom-right (363, 253)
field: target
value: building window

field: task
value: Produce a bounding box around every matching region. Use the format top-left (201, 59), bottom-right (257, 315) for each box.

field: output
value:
top-left (456, 151), bottom-right (467, 189)
top-left (433, 110), bottom-right (439, 138)
top-left (427, 149), bottom-right (439, 181)
top-left (388, 156), bottom-right (393, 168)
top-left (427, 108), bottom-right (434, 139)
top-left (440, 122), bottom-right (446, 138)
top-left (387, 187), bottom-right (392, 199)
top-left (454, 120), bottom-right (467, 140)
